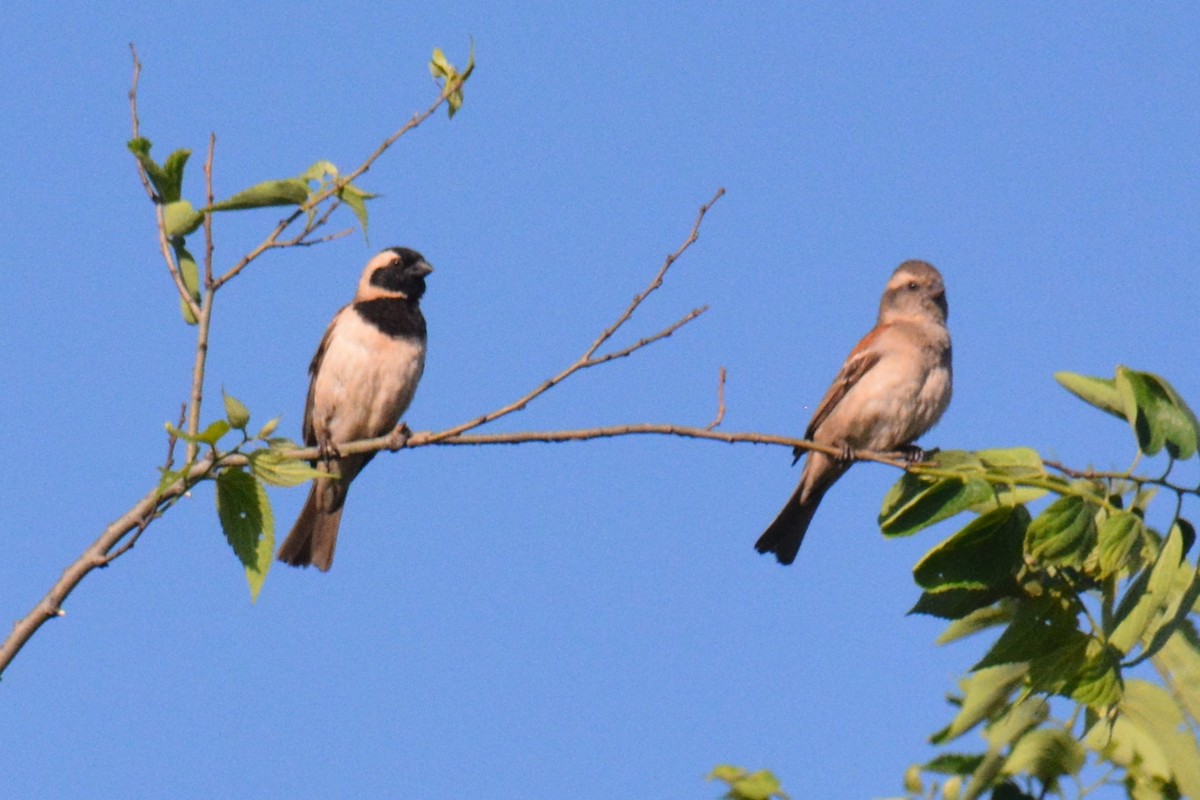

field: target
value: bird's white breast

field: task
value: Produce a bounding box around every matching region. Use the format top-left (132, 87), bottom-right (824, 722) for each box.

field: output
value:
top-left (310, 309), bottom-right (426, 445)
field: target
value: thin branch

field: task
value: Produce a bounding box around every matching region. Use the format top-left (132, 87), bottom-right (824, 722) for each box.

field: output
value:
top-left (707, 367), bottom-right (727, 431)
top-left (127, 45), bottom-right (203, 322)
top-left (209, 73), bottom-right (470, 291)
top-left (584, 187), bottom-right (724, 361)
top-left (419, 188), bottom-right (726, 447)
top-left (203, 134), bottom-right (215, 287)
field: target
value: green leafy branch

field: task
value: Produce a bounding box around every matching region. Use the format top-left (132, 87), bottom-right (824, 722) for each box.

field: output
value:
top-left (893, 367), bottom-right (1200, 800)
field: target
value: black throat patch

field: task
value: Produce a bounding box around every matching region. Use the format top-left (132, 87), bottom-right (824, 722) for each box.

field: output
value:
top-left (353, 298), bottom-right (427, 341)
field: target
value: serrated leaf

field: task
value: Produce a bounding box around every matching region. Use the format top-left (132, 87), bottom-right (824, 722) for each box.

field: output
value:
top-left (1098, 511), bottom-right (1147, 578)
top-left (222, 389), bottom-right (250, 430)
top-left (932, 663), bottom-right (1028, 744)
top-left (879, 473), bottom-right (994, 537)
top-left (173, 243), bottom-right (201, 325)
top-left (249, 449), bottom-right (327, 488)
top-left (1066, 643), bottom-right (1123, 708)
top-left (1024, 495), bottom-right (1098, 567)
top-left (210, 179), bottom-right (310, 211)
top-left (215, 468), bottom-right (273, 602)
top-left (1110, 522), bottom-right (1185, 654)
top-left (1116, 368), bottom-right (1200, 459)
top-left (1055, 371), bottom-right (1126, 419)
top-left (975, 597), bottom-right (1080, 671)
top-left (164, 199), bottom-right (204, 238)
top-left (914, 505), bottom-right (1028, 592)
top-left (1003, 728), bottom-right (1085, 782)
top-left (337, 182), bottom-right (376, 240)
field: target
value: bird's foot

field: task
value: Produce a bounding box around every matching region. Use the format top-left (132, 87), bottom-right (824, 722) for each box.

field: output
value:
top-left (837, 443), bottom-right (855, 463)
top-left (389, 423), bottom-right (413, 451)
top-left (317, 437), bottom-right (343, 464)
top-left (898, 444), bottom-right (935, 464)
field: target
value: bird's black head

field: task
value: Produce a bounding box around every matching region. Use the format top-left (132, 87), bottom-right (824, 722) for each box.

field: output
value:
top-left (364, 247), bottom-right (434, 301)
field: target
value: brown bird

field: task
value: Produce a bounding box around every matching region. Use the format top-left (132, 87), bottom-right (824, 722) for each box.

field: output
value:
top-left (756, 260), bottom-right (952, 565)
top-left (277, 247), bottom-right (433, 571)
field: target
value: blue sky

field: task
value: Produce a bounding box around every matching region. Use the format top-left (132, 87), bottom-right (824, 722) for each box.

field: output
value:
top-left (3, 4), bottom-right (1199, 799)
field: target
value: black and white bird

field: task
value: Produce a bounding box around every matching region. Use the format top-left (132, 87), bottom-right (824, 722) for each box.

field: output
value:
top-left (277, 247), bottom-right (433, 571)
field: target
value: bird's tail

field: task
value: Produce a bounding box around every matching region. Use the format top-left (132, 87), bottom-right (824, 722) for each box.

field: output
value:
top-left (754, 482), bottom-right (829, 565)
top-left (755, 455), bottom-right (846, 565)
top-left (277, 479), bottom-right (345, 571)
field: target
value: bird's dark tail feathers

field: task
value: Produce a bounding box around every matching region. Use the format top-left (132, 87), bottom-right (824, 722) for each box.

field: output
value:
top-left (754, 480), bottom-right (831, 565)
top-left (277, 481), bottom-right (345, 571)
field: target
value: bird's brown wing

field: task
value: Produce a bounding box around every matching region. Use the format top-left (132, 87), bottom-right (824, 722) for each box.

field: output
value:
top-left (803, 325), bottom-right (890, 440)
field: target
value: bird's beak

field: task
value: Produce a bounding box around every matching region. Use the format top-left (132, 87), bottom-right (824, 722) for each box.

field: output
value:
top-left (933, 290), bottom-right (948, 320)
top-left (415, 262), bottom-right (435, 277)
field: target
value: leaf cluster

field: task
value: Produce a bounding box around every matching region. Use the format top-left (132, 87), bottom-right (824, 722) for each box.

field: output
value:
top-left (894, 368), bottom-right (1200, 800)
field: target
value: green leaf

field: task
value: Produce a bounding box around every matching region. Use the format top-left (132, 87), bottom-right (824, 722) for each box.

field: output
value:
top-left (1054, 371), bottom-right (1126, 420)
top-left (173, 243), bottom-right (201, 325)
top-left (932, 662), bottom-right (1028, 744)
top-left (300, 160), bottom-right (338, 182)
top-left (249, 449), bottom-right (327, 488)
top-left (1024, 495), bottom-right (1098, 567)
top-left (430, 40), bottom-right (475, 118)
top-left (975, 597), bottom-right (1081, 671)
top-left (127, 137), bottom-right (170, 199)
top-left (937, 603), bottom-right (1015, 646)
top-left (210, 179), bottom-right (310, 211)
top-left (706, 766), bottom-right (788, 800)
top-left (254, 417), bottom-right (280, 440)
top-left (164, 199), bottom-right (204, 238)
top-left (1116, 368), bottom-right (1200, 459)
top-left (879, 468), bottom-right (994, 537)
top-left (1151, 622), bottom-right (1200, 725)
top-left (159, 148), bottom-right (191, 203)
top-left (337, 182), bottom-right (377, 240)
top-left (1109, 522), bottom-right (1185, 654)
top-left (910, 587), bottom-right (1008, 620)
top-left (1098, 511), bottom-right (1147, 578)
top-left (1003, 728), bottom-right (1085, 782)
top-left (215, 468), bottom-right (273, 602)
top-left (222, 389), bottom-right (250, 430)
top-left (923, 753), bottom-right (985, 775)
top-left (196, 419), bottom-right (231, 446)
top-left (1129, 552), bottom-right (1200, 667)
top-left (1066, 642), bottom-right (1122, 708)
top-left (165, 419), bottom-right (230, 445)
top-left (914, 506), bottom-right (1027, 592)
top-left (1086, 679), bottom-right (1200, 797)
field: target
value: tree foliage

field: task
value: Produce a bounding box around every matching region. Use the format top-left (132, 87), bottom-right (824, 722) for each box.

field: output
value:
top-left (891, 367), bottom-right (1200, 800)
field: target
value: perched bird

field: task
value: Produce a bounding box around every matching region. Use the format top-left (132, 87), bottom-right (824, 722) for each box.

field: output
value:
top-left (755, 260), bottom-right (952, 565)
top-left (277, 247), bottom-right (433, 571)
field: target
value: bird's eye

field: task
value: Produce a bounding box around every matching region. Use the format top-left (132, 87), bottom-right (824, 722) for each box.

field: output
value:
top-left (907, 281), bottom-right (919, 291)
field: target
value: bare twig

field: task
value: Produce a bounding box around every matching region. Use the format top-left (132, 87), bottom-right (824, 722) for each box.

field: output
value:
top-left (203, 134), bottom-right (215, 288)
top-left (707, 367), bottom-right (727, 430)
top-left (419, 188), bottom-right (726, 448)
